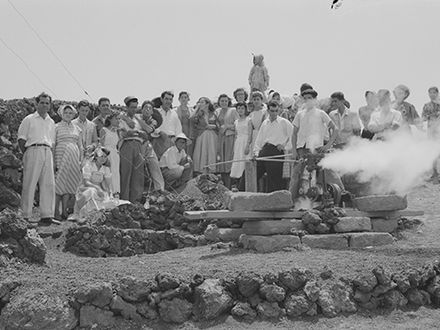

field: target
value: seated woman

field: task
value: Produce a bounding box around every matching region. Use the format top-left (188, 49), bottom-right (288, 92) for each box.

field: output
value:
top-left (159, 133), bottom-right (193, 191)
top-left (69, 146), bottom-right (128, 222)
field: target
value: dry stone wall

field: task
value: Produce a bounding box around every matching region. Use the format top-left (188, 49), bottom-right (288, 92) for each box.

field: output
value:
top-left (1, 261), bottom-right (440, 328)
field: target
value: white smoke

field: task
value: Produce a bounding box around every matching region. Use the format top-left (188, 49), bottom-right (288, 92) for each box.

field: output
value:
top-left (319, 130), bottom-right (440, 195)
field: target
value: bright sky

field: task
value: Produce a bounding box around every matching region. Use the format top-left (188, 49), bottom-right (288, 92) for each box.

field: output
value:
top-left (1, 0), bottom-right (439, 111)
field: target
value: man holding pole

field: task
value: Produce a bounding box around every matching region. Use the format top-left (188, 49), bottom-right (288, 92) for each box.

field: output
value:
top-left (251, 100), bottom-right (293, 192)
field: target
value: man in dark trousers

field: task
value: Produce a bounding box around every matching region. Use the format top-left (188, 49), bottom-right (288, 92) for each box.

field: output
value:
top-left (252, 100), bottom-right (293, 192)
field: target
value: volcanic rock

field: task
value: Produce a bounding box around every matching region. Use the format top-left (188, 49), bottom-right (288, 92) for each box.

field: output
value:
top-left (259, 283), bottom-right (286, 302)
top-left (236, 272), bottom-right (262, 298)
top-left (0, 208), bottom-right (27, 240)
top-left (256, 301), bottom-right (282, 319)
top-left (116, 277), bottom-right (156, 303)
top-left (317, 280), bottom-right (357, 317)
top-left (231, 302), bottom-right (257, 321)
top-left (278, 268), bottom-right (313, 292)
top-left (80, 305), bottom-right (115, 328)
top-left (382, 290), bottom-right (408, 309)
top-left (19, 229), bottom-right (46, 264)
top-left (285, 292), bottom-right (316, 317)
top-left (303, 280), bottom-right (320, 302)
top-left (156, 273), bottom-right (180, 292)
top-left (193, 279), bottom-right (233, 320)
top-left (110, 295), bottom-right (141, 321)
top-left (158, 298), bottom-right (193, 323)
top-left (406, 288), bottom-right (431, 306)
top-left (74, 282), bottom-right (113, 308)
top-left (0, 290), bottom-right (77, 330)
top-left (372, 266), bottom-right (391, 285)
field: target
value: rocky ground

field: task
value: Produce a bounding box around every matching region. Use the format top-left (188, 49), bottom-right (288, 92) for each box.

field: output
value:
top-left (0, 180), bottom-right (438, 329)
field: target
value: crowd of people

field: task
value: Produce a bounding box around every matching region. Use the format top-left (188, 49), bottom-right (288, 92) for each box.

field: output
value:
top-left (16, 81), bottom-right (440, 226)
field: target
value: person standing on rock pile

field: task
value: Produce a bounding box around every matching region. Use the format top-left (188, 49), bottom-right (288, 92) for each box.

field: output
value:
top-left (18, 92), bottom-right (57, 226)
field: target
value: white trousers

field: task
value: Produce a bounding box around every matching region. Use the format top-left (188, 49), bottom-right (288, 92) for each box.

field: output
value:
top-left (21, 146), bottom-right (55, 218)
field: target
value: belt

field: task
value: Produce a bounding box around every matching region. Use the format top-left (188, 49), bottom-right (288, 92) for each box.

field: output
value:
top-left (123, 138), bottom-right (143, 143)
top-left (28, 143), bottom-right (51, 148)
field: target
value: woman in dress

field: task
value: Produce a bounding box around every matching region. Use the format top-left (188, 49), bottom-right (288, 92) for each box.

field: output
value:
top-left (191, 97), bottom-right (219, 174)
top-left (392, 84), bottom-right (422, 131)
top-left (175, 91), bottom-right (194, 157)
top-left (100, 111), bottom-right (121, 197)
top-left (216, 94), bottom-right (238, 188)
top-left (69, 147), bottom-right (122, 222)
top-left (248, 91), bottom-right (267, 152)
top-left (230, 102), bottom-right (251, 186)
top-left (54, 104), bottom-right (82, 220)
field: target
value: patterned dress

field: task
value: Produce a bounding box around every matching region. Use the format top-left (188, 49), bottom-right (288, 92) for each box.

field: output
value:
top-left (216, 107), bottom-right (239, 173)
top-left (422, 101), bottom-right (440, 139)
top-left (192, 112), bottom-right (219, 173)
top-left (393, 101), bottom-right (420, 131)
top-left (55, 121), bottom-right (82, 195)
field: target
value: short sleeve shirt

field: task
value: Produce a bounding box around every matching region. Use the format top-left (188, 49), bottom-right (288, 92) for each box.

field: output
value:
top-left (293, 108), bottom-right (332, 149)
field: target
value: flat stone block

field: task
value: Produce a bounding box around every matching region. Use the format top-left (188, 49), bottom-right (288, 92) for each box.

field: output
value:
top-left (242, 219), bottom-right (304, 236)
top-left (239, 234), bottom-right (300, 253)
top-left (354, 195), bottom-right (407, 212)
top-left (334, 217), bottom-right (371, 233)
top-left (371, 218), bottom-right (398, 233)
top-left (227, 190), bottom-right (293, 211)
top-left (348, 232), bottom-right (395, 248)
top-left (301, 234), bottom-right (348, 249)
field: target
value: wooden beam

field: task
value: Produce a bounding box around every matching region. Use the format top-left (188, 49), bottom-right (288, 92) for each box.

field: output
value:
top-left (183, 209), bottom-right (424, 221)
top-left (244, 160), bottom-right (257, 192)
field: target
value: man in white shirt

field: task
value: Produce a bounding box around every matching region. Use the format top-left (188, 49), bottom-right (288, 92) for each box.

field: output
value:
top-left (153, 91), bottom-right (183, 159)
top-left (329, 92), bottom-right (361, 148)
top-left (290, 85), bottom-right (340, 200)
top-left (159, 133), bottom-right (193, 190)
top-left (368, 89), bottom-right (402, 140)
top-left (18, 92), bottom-right (56, 226)
top-left (72, 100), bottom-right (98, 151)
top-left (252, 100), bottom-right (293, 192)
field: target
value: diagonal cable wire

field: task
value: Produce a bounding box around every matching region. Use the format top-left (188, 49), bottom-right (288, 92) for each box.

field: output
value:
top-left (8, 0), bottom-right (92, 100)
top-left (0, 36), bottom-right (58, 97)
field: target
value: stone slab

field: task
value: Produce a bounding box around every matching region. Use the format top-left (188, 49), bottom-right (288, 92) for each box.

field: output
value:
top-left (348, 232), bottom-right (395, 248)
top-left (301, 234), bottom-right (348, 249)
top-left (227, 190), bottom-right (293, 212)
top-left (204, 227), bottom-right (244, 242)
top-left (354, 195), bottom-right (407, 212)
top-left (371, 218), bottom-right (399, 233)
top-left (334, 217), bottom-right (371, 233)
top-left (239, 234), bottom-right (301, 253)
top-left (242, 219), bottom-right (304, 236)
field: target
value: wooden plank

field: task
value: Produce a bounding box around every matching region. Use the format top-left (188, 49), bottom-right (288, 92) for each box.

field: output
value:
top-left (245, 160), bottom-right (257, 192)
top-left (183, 209), bottom-right (424, 221)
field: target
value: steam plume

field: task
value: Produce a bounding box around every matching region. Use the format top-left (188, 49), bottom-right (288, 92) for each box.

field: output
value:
top-left (319, 130), bottom-right (440, 195)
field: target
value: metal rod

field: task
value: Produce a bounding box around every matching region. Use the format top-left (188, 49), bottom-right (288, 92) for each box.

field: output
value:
top-left (203, 153), bottom-right (295, 168)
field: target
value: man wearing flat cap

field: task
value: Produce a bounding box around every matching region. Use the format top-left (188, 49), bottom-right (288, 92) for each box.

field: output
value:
top-left (329, 91), bottom-right (361, 148)
top-left (290, 84), bottom-right (340, 200)
top-left (119, 96), bottom-right (147, 202)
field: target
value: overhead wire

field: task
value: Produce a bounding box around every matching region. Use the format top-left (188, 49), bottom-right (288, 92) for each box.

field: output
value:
top-left (0, 36), bottom-right (58, 97)
top-left (7, 0), bottom-right (93, 101)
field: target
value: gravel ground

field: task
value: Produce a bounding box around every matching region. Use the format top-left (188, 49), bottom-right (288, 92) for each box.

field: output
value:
top-left (1, 181), bottom-right (439, 328)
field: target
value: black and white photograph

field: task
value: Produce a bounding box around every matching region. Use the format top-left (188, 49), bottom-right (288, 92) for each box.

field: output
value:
top-left (0, 0), bottom-right (439, 328)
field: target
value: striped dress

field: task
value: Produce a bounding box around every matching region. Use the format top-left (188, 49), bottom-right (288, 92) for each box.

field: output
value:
top-left (55, 121), bottom-right (82, 195)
